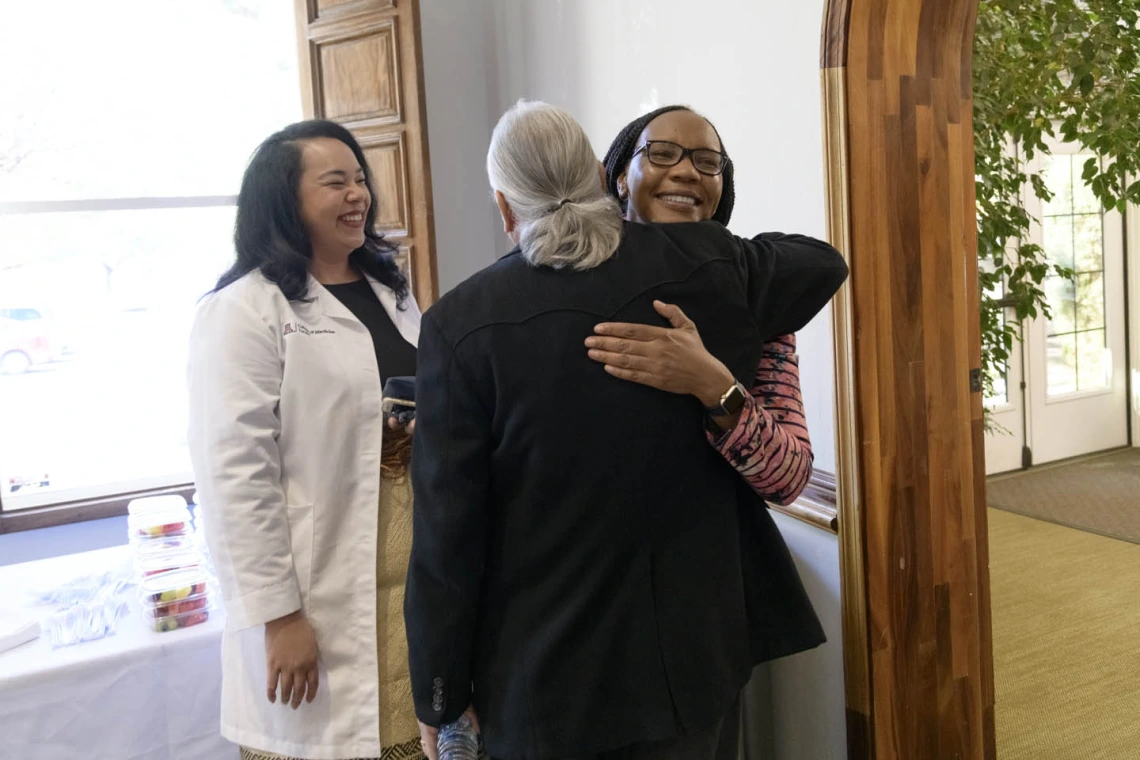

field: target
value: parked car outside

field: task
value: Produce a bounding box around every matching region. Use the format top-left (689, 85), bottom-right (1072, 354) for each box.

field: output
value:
top-left (0, 308), bottom-right (60, 374)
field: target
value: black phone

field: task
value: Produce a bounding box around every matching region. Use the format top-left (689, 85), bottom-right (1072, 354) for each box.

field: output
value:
top-left (381, 376), bottom-right (416, 425)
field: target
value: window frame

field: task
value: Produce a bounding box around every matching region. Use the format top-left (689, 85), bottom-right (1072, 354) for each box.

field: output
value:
top-left (0, 483), bottom-right (196, 534)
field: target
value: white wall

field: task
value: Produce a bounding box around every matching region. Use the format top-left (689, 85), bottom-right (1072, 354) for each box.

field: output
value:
top-left (420, 3), bottom-right (845, 756)
top-left (422, 0), bottom-right (837, 472)
top-left (767, 512), bottom-right (847, 760)
top-left (418, 1), bottom-right (504, 293)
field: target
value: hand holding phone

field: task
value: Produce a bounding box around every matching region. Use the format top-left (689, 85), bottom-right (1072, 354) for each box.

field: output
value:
top-left (381, 376), bottom-right (416, 428)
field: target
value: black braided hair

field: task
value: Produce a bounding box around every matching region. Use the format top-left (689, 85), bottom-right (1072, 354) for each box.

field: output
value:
top-left (602, 104), bottom-right (735, 226)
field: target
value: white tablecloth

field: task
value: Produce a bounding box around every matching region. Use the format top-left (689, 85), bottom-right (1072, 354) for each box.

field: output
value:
top-left (0, 545), bottom-right (235, 760)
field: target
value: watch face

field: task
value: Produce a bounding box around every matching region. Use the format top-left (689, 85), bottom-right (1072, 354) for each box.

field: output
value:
top-left (723, 384), bottom-right (747, 415)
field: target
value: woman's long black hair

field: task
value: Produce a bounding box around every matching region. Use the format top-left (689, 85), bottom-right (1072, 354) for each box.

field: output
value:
top-left (213, 119), bottom-right (409, 306)
top-left (601, 104), bottom-right (736, 226)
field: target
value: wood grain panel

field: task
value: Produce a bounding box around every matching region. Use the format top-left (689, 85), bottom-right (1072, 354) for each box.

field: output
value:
top-left (296, 0), bottom-right (438, 306)
top-left (361, 134), bottom-right (410, 237)
top-left (821, 0), bottom-right (852, 68)
top-left (394, 243), bottom-right (415, 294)
top-left (315, 21), bottom-right (400, 125)
top-left (315, 0), bottom-right (394, 22)
top-left (392, 0), bottom-right (438, 306)
top-left (822, 1), bottom-right (993, 758)
top-left (822, 63), bottom-right (875, 760)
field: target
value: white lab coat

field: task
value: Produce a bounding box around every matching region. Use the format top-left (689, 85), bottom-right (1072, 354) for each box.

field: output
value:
top-left (187, 270), bottom-right (420, 759)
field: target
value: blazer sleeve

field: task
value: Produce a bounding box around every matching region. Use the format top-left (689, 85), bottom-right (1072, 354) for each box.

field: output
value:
top-left (186, 292), bottom-right (300, 631)
top-left (405, 311), bottom-right (492, 727)
top-left (738, 232), bottom-right (849, 339)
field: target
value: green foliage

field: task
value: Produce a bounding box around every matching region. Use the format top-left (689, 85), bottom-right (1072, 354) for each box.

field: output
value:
top-left (973, 0), bottom-right (1140, 423)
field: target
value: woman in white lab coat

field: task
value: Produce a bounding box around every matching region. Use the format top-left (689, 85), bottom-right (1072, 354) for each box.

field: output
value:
top-left (187, 120), bottom-right (423, 760)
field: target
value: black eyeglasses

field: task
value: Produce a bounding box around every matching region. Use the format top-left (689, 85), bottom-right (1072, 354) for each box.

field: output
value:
top-left (632, 140), bottom-right (728, 176)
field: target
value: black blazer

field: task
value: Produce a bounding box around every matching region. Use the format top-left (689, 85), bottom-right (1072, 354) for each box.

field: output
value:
top-left (405, 221), bottom-right (847, 760)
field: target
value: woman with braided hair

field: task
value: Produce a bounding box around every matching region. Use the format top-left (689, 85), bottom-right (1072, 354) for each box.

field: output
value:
top-left (405, 101), bottom-right (845, 760)
top-left (588, 105), bottom-right (831, 759)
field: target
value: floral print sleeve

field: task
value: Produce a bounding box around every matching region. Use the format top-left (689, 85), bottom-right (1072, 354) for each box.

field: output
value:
top-left (706, 334), bottom-right (813, 506)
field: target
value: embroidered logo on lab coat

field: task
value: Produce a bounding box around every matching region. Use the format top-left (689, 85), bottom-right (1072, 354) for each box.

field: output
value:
top-left (283, 322), bottom-right (335, 337)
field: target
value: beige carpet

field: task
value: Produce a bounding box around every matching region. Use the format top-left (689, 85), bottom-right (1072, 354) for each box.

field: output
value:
top-left (989, 508), bottom-right (1140, 759)
top-left (987, 448), bottom-right (1140, 545)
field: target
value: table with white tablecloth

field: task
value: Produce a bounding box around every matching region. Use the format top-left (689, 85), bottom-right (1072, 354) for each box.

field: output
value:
top-left (0, 545), bottom-right (234, 760)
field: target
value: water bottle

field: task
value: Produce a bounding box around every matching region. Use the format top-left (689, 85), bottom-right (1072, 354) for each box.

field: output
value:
top-left (437, 713), bottom-right (479, 760)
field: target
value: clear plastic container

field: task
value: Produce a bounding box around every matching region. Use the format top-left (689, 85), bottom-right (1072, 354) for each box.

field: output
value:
top-left (145, 603), bottom-right (213, 633)
top-left (127, 494), bottom-right (188, 517)
top-left (190, 528), bottom-right (212, 565)
top-left (128, 507), bottom-right (191, 540)
top-left (190, 509), bottom-right (206, 537)
top-left (138, 568), bottom-right (209, 606)
top-left (187, 501), bottom-right (215, 575)
top-left (135, 549), bottom-right (203, 578)
top-left (145, 588), bottom-right (210, 619)
top-left (131, 534), bottom-right (196, 556)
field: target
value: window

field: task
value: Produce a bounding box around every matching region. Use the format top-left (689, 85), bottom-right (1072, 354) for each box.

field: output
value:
top-left (0, 1), bottom-right (301, 515)
top-left (982, 261), bottom-right (1010, 409)
top-left (1038, 153), bottom-right (1111, 397)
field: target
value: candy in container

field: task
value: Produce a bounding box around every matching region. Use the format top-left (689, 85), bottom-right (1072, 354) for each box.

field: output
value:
top-left (128, 507), bottom-right (192, 540)
top-left (139, 568), bottom-right (209, 606)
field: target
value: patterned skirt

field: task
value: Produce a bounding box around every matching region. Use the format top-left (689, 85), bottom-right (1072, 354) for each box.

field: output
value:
top-left (239, 733), bottom-right (490, 760)
top-left (375, 474), bottom-right (422, 758)
top-left (238, 739), bottom-right (423, 760)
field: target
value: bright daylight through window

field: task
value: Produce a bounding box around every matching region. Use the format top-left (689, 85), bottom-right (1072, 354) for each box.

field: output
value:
top-left (0, 1), bottom-right (301, 511)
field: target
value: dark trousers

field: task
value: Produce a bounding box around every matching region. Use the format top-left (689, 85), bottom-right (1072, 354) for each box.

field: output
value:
top-left (543, 706), bottom-right (733, 760)
top-left (712, 693), bottom-right (742, 760)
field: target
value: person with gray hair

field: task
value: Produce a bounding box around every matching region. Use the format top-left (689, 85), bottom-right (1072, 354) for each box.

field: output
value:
top-left (486, 100), bottom-right (624, 271)
top-left (405, 100), bottom-right (847, 760)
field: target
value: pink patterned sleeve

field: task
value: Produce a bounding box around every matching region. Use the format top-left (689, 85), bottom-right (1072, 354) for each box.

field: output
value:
top-left (706, 334), bottom-right (813, 505)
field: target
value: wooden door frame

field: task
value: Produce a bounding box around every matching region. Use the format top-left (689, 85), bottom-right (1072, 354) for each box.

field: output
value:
top-left (294, 0), bottom-right (440, 306)
top-left (822, 2), bottom-right (996, 758)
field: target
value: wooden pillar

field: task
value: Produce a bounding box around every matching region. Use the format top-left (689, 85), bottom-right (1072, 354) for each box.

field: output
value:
top-left (822, 1), bottom-right (996, 757)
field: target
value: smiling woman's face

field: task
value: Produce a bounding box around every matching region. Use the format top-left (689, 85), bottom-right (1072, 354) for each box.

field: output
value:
top-left (296, 137), bottom-right (372, 260)
top-left (617, 109), bottom-right (724, 224)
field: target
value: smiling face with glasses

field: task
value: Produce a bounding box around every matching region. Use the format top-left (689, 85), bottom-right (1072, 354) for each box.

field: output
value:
top-left (616, 109), bottom-right (727, 224)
